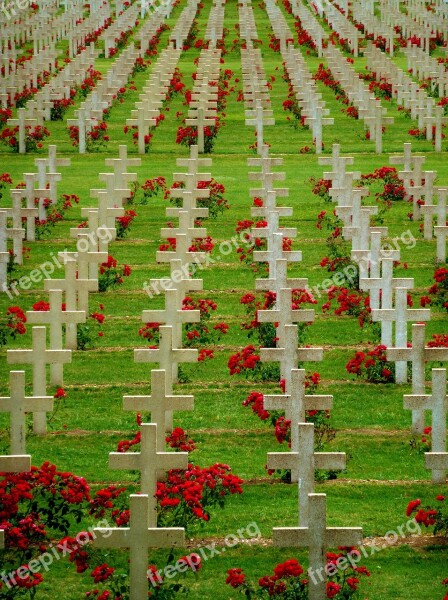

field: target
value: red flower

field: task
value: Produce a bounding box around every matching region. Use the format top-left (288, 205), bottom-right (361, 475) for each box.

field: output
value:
top-left (226, 568), bottom-right (246, 588)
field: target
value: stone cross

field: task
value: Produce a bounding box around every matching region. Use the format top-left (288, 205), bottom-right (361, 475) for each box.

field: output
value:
top-left (360, 258), bottom-right (414, 345)
top-left (257, 288), bottom-right (315, 348)
top-left (7, 326), bottom-right (71, 434)
top-left (268, 423), bottom-right (345, 525)
top-left (104, 145), bottom-right (141, 190)
top-left (141, 287), bottom-right (200, 348)
top-left (273, 493), bottom-right (362, 600)
top-left (435, 224), bottom-right (448, 263)
top-left (44, 258), bottom-right (96, 347)
top-left (264, 368), bottom-right (333, 440)
top-left (0, 371), bottom-right (53, 454)
top-left (404, 368), bottom-right (447, 483)
top-left (134, 325), bottom-right (197, 422)
top-left (255, 258), bottom-right (308, 296)
top-left (260, 324), bottom-right (323, 392)
top-left (387, 323), bottom-right (448, 433)
top-left (123, 369), bottom-right (194, 448)
top-left (26, 289), bottom-right (85, 386)
top-left (0, 455), bottom-right (31, 474)
top-left (7, 108), bottom-right (37, 154)
top-left (34, 145), bottom-right (70, 187)
top-left (245, 101), bottom-right (275, 155)
top-left (421, 187), bottom-right (447, 241)
top-left (156, 233), bottom-right (206, 267)
top-left (425, 453), bottom-right (448, 483)
top-left (93, 494), bottom-right (184, 600)
top-left (254, 232), bottom-right (302, 281)
top-left (371, 286), bottom-right (430, 383)
top-left (65, 234), bottom-right (108, 281)
top-left (109, 423), bottom-right (188, 526)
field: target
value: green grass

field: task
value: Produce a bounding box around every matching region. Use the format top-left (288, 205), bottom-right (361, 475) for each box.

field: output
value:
top-left (0, 0), bottom-right (447, 598)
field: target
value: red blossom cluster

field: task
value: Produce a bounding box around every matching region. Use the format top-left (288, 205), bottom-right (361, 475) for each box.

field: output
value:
top-left (322, 286), bottom-right (372, 328)
top-left (406, 495), bottom-right (447, 535)
top-left (98, 255), bottom-right (131, 292)
top-left (116, 208), bottom-right (137, 239)
top-left (156, 462), bottom-right (243, 529)
top-left (228, 345), bottom-right (261, 376)
top-left (0, 125), bottom-right (50, 152)
top-left (226, 550), bottom-right (369, 598)
top-left (166, 427), bottom-right (197, 452)
top-left (422, 265), bottom-right (448, 311)
top-left (346, 345), bottom-right (395, 383)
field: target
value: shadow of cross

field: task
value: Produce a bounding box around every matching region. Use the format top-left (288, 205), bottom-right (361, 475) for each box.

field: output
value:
top-left (0, 455), bottom-right (31, 549)
top-left (109, 423), bottom-right (188, 528)
top-left (260, 324), bottom-right (323, 392)
top-left (387, 323), bottom-right (448, 433)
top-left (273, 493), bottom-right (362, 600)
top-left (404, 369), bottom-right (447, 484)
top-left (93, 494), bottom-right (184, 600)
top-left (123, 370), bottom-right (194, 448)
top-left (0, 371), bottom-right (53, 455)
top-left (26, 289), bottom-right (85, 386)
top-left (268, 423), bottom-right (345, 526)
top-left (258, 288), bottom-right (315, 348)
top-left (7, 326), bottom-right (71, 435)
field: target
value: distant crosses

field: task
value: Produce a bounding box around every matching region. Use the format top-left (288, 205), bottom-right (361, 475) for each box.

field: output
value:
top-left (93, 494), bottom-right (184, 600)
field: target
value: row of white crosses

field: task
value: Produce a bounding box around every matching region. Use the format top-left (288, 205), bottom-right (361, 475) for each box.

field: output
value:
top-left (365, 43), bottom-right (447, 152)
top-left (97, 145), bottom-right (215, 598)
top-left (65, 2), bottom-right (112, 58)
top-left (126, 46), bottom-right (182, 154)
top-left (352, 1), bottom-right (396, 55)
top-left (205, 0), bottom-right (225, 47)
top-left (403, 42), bottom-right (448, 98)
top-left (138, 2), bottom-right (173, 56)
top-left (0, 145), bottom-right (70, 290)
top-left (185, 47), bottom-right (221, 153)
top-left (102, 1), bottom-right (141, 58)
top-left (267, 0), bottom-right (333, 155)
top-left (379, 0), bottom-right (439, 52)
top-left (289, 0), bottom-right (328, 57)
top-left (0, 0), bottom-right (59, 52)
top-left (67, 44), bottom-right (140, 153)
top-left (390, 143), bottom-right (448, 262)
top-left (324, 44), bottom-right (394, 154)
top-left (245, 138), bottom-right (362, 598)
top-left (238, 0), bottom-right (259, 41)
top-left (320, 0), bottom-right (362, 56)
top-left (169, 0), bottom-right (202, 49)
top-left (4, 146), bottom-right (140, 443)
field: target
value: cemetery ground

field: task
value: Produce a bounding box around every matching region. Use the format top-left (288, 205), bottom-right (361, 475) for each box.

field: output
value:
top-left (1, 0), bottom-right (448, 598)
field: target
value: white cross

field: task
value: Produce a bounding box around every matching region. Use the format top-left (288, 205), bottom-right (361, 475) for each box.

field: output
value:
top-left (109, 423), bottom-right (188, 526)
top-left (0, 371), bottom-right (53, 454)
top-left (93, 494), bottom-right (184, 600)
top-left (257, 288), bottom-right (315, 348)
top-left (26, 289), bottom-right (85, 386)
top-left (404, 368), bottom-right (447, 483)
top-left (273, 493), bottom-right (362, 600)
top-left (268, 423), bottom-right (345, 525)
top-left (371, 287), bottom-right (430, 383)
top-left (123, 369), bottom-right (194, 448)
top-left (134, 325), bottom-right (197, 393)
top-left (261, 324), bottom-right (323, 392)
top-left (7, 326), bottom-right (71, 434)
top-left (156, 233), bottom-right (206, 266)
top-left (264, 368), bottom-right (332, 437)
top-left (387, 323), bottom-right (448, 433)
top-left (255, 258), bottom-right (308, 296)
top-left (7, 108), bottom-right (37, 154)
